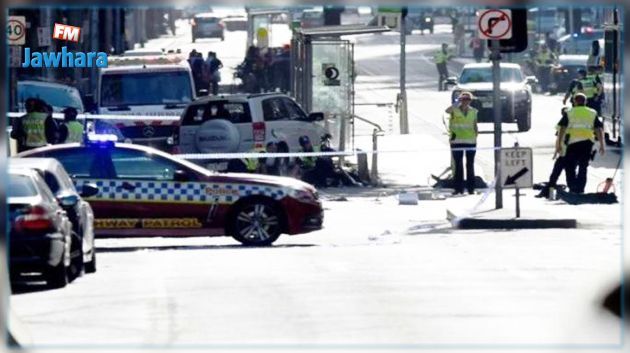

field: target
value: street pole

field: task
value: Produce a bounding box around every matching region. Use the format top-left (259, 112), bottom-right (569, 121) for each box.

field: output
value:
top-left (399, 10), bottom-right (409, 134)
top-left (491, 39), bottom-right (503, 209)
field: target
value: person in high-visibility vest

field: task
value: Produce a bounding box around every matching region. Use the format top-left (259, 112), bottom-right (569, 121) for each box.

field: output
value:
top-left (445, 91), bottom-right (478, 195)
top-left (556, 93), bottom-right (605, 194)
top-left (59, 107), bottom-right (84, 143)
top-left (562, 68), bottom-right (587, 106)
top-left (534, 44), bottom-right (557, 93)
top-left (582, 65), bottom-right (604, 115)
top-left (242, 147), bottom-right (265, 173)
top-left (433, 43), bottom-right (453, 91)
top-left (10, 98), bottom-right (57, 152)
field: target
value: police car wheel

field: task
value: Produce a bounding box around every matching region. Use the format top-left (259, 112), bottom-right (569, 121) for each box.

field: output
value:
top-left (46, 257), bottom-right (68, 289)
top-left (231, 200), bottom-right (283, 246)
top-left (85, 251), bottom-right (97, 274)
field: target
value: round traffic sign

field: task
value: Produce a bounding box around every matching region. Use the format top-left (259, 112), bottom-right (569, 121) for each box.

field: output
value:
top-left (7, 19), bottom-right (26, 42)
top-left (478, 9), bottom-right (512, 39)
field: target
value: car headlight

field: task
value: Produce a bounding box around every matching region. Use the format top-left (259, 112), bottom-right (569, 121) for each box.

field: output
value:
top-left (292, 189), bottom-right (318, 203)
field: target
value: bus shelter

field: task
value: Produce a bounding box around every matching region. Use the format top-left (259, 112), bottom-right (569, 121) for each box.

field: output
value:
top-left (291, 24), bottom-right (389, 151)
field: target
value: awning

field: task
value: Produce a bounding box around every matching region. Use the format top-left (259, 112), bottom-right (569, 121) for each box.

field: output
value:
top-left (296, 24), bottom-right (391, 38)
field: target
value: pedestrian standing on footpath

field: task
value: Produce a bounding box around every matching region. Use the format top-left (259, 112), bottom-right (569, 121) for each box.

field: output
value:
top-left (556, 93), bottom-right (605, 194)
top-left (445, 91), bottom-right (478, 195)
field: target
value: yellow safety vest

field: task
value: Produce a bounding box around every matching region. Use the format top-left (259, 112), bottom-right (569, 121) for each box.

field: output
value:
top-left (300, 146), bottom-right (319, 169)
top-left (22, 112), bottom-right (48, 147)
top-left (566, 106), bottom-right (597, 145)
top-left (65, 121), bottom-right (84, 143)
top-left (242, 148), bottom-right (264, 172)
top-left (434, 51), bottom-right (450, 64)
top-left (449, 107), bottom-right (478, 144)
top-left (576, 76), bottom-right (598, 99)
top-left (536, 51), bottom-right (554, 66)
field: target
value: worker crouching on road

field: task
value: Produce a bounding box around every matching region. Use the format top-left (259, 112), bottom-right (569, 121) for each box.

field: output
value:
top-left (446, 91), bottom-right (478, 195)
top-left (555, 93), bottom-right (605, 194)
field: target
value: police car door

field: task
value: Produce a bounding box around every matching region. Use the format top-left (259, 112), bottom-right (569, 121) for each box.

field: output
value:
top-left (262, 96), bottom-right (326, 152)
top-left (105, 147), bottom-right (208, 235)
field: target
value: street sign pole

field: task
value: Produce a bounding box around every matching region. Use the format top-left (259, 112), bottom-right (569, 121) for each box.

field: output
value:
top-left (515, 186), bottom-right (521, 218)
top-left (491, 39), bottom-right (503, 209)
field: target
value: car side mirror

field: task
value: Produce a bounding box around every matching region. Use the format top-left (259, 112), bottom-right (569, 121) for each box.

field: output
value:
top-left (197, 89), bottom-right (209, 97)
top-left (526, 76), bottom-right (538, 85)
top-left (444, 76), bottom-right (458, 89)
top-left (80, 183), bottom-right (99, 198)
top-left (58, 194), bottom-right (80, 207)
top-left (174, 170), bottom-right (190, 182)
top-left (308, 112), bottom-right (324, 121)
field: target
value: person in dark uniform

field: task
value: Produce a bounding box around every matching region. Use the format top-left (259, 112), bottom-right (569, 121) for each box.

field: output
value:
top-left (537, 107), bottom-right (571, 198)
top-left (556, 93), bottom-right (605, 194)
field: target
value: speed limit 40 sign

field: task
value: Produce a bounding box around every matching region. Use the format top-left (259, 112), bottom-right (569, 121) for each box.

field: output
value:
top-left (8, 16), bottom-right (26, 45)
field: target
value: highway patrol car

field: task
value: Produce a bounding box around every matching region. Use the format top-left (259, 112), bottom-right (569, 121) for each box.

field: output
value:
top-left (17, 135), bottom-right (323, 246)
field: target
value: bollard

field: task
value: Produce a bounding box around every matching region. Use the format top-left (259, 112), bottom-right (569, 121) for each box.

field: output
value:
top-left (357, 151), bottom-right (369, 183)
top-left (370, 128), bottom-right (379, 186)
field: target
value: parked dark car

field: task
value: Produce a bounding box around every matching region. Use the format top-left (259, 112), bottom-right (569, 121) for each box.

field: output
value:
top-left (550, 54), bottom-right (588, 94)
top-left (10, 158), bottom-right (99, 275)
top-left (406, 10), bottom-right (434, 35)
top-left (8, 168), bottom-right (75, 288)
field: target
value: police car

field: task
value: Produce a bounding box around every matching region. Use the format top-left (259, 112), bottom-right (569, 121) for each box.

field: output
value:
top-left (17, 135), bottom-right (323, 246)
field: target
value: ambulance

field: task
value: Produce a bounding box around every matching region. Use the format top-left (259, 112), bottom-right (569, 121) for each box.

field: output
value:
top-left (96, 51), bottom-right (196, 150)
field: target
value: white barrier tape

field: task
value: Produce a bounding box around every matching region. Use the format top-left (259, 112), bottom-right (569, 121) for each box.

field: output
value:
top-left (450, 176), bottom-right (497, 227)
top-left (178, 151), bottom-right (356, 160)
top-left (7, 112), bottom-right (180, 121)
top-left (177, 146), bottom-right (622, 160)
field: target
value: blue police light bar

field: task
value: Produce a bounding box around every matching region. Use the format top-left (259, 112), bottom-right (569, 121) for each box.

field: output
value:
top-left (87, 133), bottom-right (119, 143)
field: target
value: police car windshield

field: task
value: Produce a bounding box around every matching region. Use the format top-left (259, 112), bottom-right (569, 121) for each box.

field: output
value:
top-left (101, 71), bottom-right (193, 107)
top-left (18, 82), bottom-right (84, 112)
top-left (459, 67), bottom-right (524, 84)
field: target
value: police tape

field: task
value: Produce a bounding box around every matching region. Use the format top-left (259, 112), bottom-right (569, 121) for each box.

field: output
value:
top-left (7, 112), bottom-right (180, 121)
top-left (176, 146), bottom-right (622, 160)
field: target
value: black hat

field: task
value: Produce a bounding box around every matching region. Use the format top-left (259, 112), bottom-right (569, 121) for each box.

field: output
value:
top-left (63, 107), bottom-right (78, 116)
top-left (298, 135), bottom-right (310, 146)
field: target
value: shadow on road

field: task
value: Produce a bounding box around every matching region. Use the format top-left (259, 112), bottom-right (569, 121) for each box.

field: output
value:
top-left (96, 243), bottom-right (316, 254)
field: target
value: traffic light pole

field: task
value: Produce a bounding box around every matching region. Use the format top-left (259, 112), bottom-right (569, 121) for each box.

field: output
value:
top-left (399, 10), bottom-right (409, 134)
top-left (491, 39), bottom-right (503, 209)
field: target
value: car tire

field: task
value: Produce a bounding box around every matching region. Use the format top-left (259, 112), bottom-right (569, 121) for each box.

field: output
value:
top-left (517, 109), bottom-right (532, 132)
top-left (230, 199), bottom-right (284, 246)
top-left (68, 231), bottom-right (83, 282)
top-left (85, 250), bottom-right (96, 274)
top-left (46, 257), bottom-right (68, 289)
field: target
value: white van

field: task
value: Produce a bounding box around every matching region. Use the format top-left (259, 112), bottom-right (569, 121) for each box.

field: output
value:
top-left (97, 53), bottom-right (196, 150)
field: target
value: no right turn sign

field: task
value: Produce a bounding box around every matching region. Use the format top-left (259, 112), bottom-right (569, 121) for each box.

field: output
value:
top-left (478, 9), bottom-right (512, 40)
